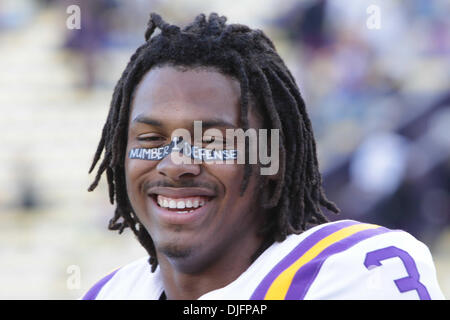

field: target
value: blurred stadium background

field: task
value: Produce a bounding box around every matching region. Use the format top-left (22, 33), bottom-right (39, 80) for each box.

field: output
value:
top-left (0, 0), bottom-right (448, 299)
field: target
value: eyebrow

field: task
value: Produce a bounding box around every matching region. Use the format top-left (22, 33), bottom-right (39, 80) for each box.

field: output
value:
top-left (131, 115), bottom-right (163, 127)
top-left (201, 119), bottom-right (238, 129)
top-left (131, 115), bottom-right (237, 129)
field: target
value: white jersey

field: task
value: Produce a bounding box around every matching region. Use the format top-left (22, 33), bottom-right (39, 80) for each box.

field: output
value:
top-left (82, 219), bottom-right (445, 300)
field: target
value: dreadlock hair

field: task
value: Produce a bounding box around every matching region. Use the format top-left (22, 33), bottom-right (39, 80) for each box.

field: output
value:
top-left (88, 12), bottom-right (339, 272)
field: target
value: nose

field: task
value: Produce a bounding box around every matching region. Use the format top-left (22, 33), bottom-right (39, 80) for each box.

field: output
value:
top-left (156, 154), bottom-right (201, 181)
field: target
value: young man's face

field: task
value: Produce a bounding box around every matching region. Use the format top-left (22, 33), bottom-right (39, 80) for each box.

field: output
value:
top-left (125, 65), bottom-right (266, 272)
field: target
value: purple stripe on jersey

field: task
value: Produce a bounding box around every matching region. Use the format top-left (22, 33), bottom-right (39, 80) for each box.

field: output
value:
top-left (82, 269), bottom-right (120, 300)
top-left (284, 226), bottom-right (391, 300)
top-left (250, 220), bottom-right (361, 300)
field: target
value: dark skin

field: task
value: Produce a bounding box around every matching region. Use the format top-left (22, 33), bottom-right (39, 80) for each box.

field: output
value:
top-left (125, 65), bottom-right (272, 300)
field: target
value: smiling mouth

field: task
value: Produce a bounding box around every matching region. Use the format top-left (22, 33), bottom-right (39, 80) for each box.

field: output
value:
top-left (150, 194), bottom-right (213, 214)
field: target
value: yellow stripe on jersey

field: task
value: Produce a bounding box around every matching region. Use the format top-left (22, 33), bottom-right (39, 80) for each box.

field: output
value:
top-left (264, 223), bottom-right (380, 300)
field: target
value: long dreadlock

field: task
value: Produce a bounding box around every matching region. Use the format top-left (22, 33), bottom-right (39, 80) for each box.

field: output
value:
top-left (88, 12), bottom-right (339, 272)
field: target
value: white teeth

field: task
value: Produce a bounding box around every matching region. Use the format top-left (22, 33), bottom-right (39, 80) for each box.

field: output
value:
top-left (177, 210), bottom-right (194, 214)
top-left (156, 195), bottom-right (208, 209)
top-left (177, 201), bottom-right (185, 209)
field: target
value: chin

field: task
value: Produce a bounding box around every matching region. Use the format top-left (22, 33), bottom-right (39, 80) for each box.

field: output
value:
top-left (157, 240), bottom-right (214, 273)
top-left (159, 242), bottom-right (193, 259)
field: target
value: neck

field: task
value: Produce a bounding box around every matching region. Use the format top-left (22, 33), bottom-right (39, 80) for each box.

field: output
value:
top-left (157, 232), bottom-right (266, 300)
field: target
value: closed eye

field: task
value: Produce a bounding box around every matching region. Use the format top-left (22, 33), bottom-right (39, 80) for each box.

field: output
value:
top-left (201, 136), bottom-right (227, 148)
top-left (136, 135), bottom-right (166, 147)
top-left (137, 136), bottom-right (164, 142)
top-left (202, 137), bottom-right (216, 143)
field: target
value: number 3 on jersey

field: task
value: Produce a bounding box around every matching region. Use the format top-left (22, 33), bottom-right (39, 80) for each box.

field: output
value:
top-left (364, 246), bottom-right (431, 299)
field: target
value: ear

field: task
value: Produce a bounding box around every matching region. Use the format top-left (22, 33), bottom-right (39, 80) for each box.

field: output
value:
top-left (259, 136), bottom-right (285, 209)
top-left (259, 174), bottom-right (281, 209)
top-left (258, 128), bottom-right (282, 179)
